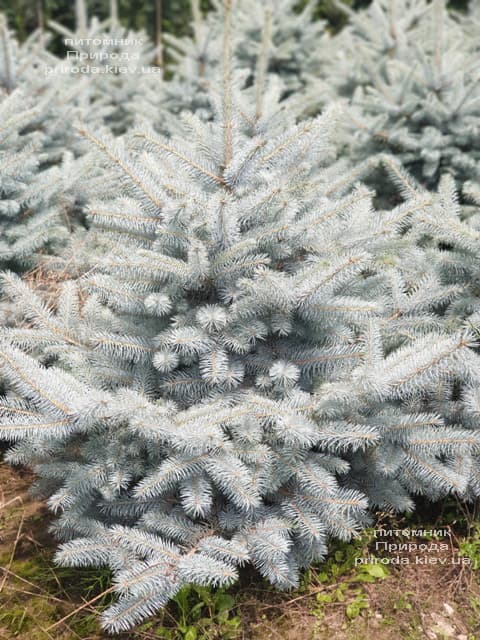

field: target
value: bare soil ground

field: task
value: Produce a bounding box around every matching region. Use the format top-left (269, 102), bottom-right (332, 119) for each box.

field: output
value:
top-left (1, 460), bottom-right (480, 640)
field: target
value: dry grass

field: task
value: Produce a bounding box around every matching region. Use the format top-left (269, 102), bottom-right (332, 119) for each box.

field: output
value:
top-left (1, 459), bottom-right (480, 640)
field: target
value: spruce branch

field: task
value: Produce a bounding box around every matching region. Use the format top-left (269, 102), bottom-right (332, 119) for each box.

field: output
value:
top-left (222, 0), bottom-right (234, 169)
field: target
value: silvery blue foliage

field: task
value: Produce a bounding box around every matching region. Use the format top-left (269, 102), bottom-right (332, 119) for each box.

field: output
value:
top-left (0, 8), bottom-right (133, 274)
top-left (0, 89), bottom-right (45, 265)
top-left (1, 0), bottom-right (480, 634)
top-left (329, 0), bottom-right (480, 192)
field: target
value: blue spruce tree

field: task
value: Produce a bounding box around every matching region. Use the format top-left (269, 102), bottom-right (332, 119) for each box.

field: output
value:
top-left (1, 0), bottom-right (480, 634)
top-left (329, 0), bottom-right (480, 193)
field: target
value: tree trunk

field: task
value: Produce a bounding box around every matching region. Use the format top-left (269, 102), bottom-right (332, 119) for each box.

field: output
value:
top-left (155, 0), bottom-right (163, 67)
top-left (37, 0), bottom-right (45, 32)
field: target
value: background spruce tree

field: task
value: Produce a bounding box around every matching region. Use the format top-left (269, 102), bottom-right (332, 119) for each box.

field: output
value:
top-left (328, 0), bottom-right (480, 193)
top-left (0, 89), bottom-right (44, 268)
top-left (0, 22), bottom-right (77, 271)
top-left (48, 0), bottom-right (163, 135)
top-left (134, 0), bottom-right (331, 135)
top-left (0, 11), bottom-right (110, 273)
